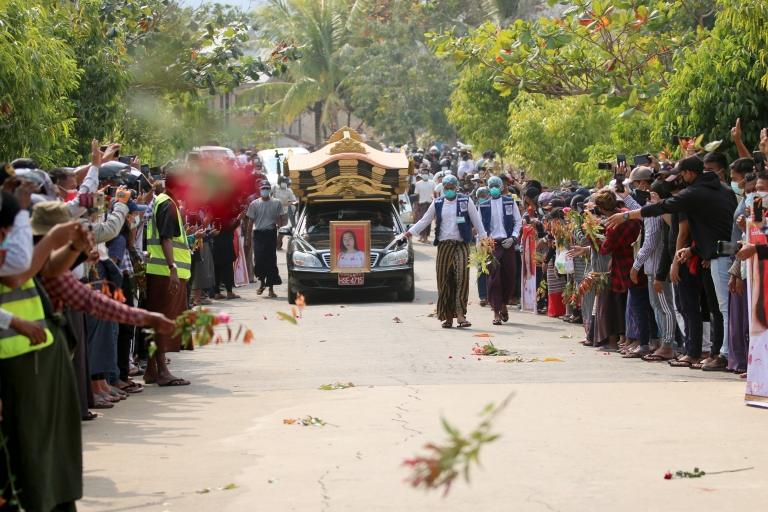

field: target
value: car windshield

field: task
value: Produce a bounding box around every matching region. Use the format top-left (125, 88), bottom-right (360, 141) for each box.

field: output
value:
top-left (300, 202), bottom-right (400, 249)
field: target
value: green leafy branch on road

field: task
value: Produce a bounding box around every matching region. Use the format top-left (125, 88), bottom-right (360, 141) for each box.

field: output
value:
top-left (403, 393), bottom-right (513, 496)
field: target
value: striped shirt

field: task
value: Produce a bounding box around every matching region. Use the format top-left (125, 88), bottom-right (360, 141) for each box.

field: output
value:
top-left (625, 195), bottom-right (663, 275)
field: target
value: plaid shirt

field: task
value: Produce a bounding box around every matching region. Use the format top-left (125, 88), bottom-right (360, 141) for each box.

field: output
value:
top-left (41, 271), bottom-right (146, 325)
top-left (599, 216), bottom-right (642, 293)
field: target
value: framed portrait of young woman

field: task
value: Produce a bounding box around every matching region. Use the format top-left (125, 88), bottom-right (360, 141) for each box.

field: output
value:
top-left (330, 221), bottom-right (371, 274)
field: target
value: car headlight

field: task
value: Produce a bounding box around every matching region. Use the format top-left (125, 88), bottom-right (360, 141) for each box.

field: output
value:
top-left (292, 251), bottom-right (322, 268)
top-left (380, 249), bottom-right (409, 267)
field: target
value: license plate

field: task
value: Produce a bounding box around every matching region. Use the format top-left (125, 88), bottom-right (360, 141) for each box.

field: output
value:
top-left (338, 273), bottom-right (364, 286)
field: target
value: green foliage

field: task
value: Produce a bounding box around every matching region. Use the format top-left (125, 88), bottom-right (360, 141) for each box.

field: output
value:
top-left (430, 1), bottom-right (714, 113)
top-left (0, 1), bottom-right (80, 166)
top-left (653, 1), bottom-right (768, 158)
top-left (448, 64), bottom-right (513, 151)
top-left (343, 0), bottom-right (455, 143)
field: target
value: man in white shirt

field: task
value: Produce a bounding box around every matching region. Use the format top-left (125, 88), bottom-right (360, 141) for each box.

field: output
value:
top-left (413, 173), bottom-right (435, 243)
top-left (457, 150), bottom-right (474, 180)
top-left (477, 176), bottom-right (521, 325)
top-left (404, 175), bottom-right (487, 328)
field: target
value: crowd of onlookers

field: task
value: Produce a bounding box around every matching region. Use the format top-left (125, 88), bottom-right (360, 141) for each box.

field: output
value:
top-left (407, 122), bottom-right (765, 375)
top-left (0, 142), bottom-right (285, 511)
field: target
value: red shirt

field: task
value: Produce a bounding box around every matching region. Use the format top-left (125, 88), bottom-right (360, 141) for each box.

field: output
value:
top-left (600, 218), bottom-right (642, 293)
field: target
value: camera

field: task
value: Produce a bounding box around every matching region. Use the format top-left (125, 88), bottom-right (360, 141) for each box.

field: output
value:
top-left (717, 240), bottom-right (742, 257)
top-left (78, 192), bottom-right (106, 210)
top-left (753, 151), bottom-right (765, 173)
top-left (633, 154), bottom-right (651, 166)
top-left (597, 162), bottom-right (613, 170)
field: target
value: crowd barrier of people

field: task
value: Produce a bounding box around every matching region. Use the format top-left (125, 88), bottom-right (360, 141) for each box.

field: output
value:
top-left (403, 125), bottom-right (763, 375)
top-left (0, 142), bottom-right (286, 511)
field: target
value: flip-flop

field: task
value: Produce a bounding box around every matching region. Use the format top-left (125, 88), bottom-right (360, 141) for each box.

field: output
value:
top-left (457, 321), bottom-right (472, 328)
top-left (441, 321), bottom-right (453, 329)
top-left (622, 350), bottom-right (650, 358)
top-left (92, 399), bottom-right (114, 409)
top-left (642, 353), bottom-right (674, 362)
top-left (669, 359), bottom-right (694, 367)
top-left (118, 382), bottom-right (144, 394)
top-left (158, 378), bottom-right (191, 387)
top-left (82, 411), bottom-right (99, 421)
top-left (492, 319), bottom-right (503, 326)
top-left (501, 310), bottom-right (509, 322)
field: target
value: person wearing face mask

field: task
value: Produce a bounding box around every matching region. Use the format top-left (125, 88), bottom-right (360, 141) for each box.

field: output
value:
top-left (478, 176), bottom-right (521, 325)
top-left (403, 175), bottom-right (488, 328)
top-left (607, 156), bottom-right (737, 369)
top-left (246, 182), bottom-right (285, 298)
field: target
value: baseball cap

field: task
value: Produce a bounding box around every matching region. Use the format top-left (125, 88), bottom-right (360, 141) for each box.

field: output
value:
top-left (629, 166), bottom-right (654, 182)
top-left (665, 156), bottom-right (703, 182)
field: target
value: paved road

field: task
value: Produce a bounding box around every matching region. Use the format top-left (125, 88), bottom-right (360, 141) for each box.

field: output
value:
top-left (80, 244), bottom-right (766, 512)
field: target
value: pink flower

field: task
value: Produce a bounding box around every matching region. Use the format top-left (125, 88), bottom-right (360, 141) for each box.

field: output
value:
top-left (664, 471), bottom-right (673, 480)
top-left (215, 312), bottom-right (231, 325)
top-left (563, 207), bottom-right (571, 214)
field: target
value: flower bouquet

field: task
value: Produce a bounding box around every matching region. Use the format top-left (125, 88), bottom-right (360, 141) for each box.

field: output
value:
top-left (581, 210), bottom-right (605, 251)
top-left (147, 307), bottom-right (254, 357)
top-left (468, 238), bottom-right (497, 275)
top-left (577, 271), bottom-right (609, 297)
top-left (472, 340), bottom-right (510, 357)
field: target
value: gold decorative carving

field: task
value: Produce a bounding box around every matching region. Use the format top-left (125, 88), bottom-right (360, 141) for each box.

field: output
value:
top-left (327, 126), bottom-right (364, 143)
top-left (307, 175), bottom-right (388, 199)
top-left (329, 136), bottom-right (366, 155)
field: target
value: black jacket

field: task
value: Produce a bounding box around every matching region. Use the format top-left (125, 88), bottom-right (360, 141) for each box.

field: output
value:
top-left (641, 173), bottom-right (737, 260)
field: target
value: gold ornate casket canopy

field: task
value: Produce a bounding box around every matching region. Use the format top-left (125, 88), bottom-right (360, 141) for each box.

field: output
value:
top-left (286, 127), bottom-right (411, 203)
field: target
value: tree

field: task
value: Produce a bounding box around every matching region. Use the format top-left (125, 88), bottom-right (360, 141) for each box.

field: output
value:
top-left (254, 0), bottom-right (351, 144)
top-left (0, 1), bottom-right (80, 166)
top-left (447, 64), bottom-right (513, 152)
top-left (343, 0), bottom-right (456, 144)
top-left (430, 1), bottom-right (715, 115)
top-left (652, 3), bottom-right (768, 158)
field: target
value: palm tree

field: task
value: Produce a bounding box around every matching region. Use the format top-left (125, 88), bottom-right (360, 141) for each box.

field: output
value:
top-left (250, 0), bottom-right (352, 145)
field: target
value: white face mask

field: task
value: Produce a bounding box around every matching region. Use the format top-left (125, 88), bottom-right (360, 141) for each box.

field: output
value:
top-left (758, 191), bottom-right (768, 200)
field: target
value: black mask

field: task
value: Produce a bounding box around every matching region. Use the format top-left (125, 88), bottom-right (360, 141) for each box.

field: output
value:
top-left (634, 189), bottom-right (650, 205)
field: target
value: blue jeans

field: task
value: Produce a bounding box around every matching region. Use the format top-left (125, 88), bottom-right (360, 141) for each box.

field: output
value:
top-left (709, 256), bottom-right (731, 357)
top-left (628, 284), bottom-right (653, 346)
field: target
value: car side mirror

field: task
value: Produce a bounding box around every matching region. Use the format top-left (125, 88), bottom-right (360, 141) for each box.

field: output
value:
top-left (278, 226), bottom-right (293, 236)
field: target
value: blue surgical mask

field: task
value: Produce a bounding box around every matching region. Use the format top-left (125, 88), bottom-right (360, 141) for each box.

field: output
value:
top-left (490, 187), bottom-right (502, 199)
top-left (444, 189), bottom-right (457, 200)
top-left (731, 181), bottom-right (743, 196)
top-left (260, 190), bottom-right (270, 199)
top-left (746, 192), bottom-right (756, 206)
top-left (478, 197), bottom-right (490, 204)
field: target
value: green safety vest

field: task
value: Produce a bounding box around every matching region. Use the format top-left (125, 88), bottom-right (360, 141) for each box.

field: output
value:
top-left (146, 193), bottom-right (192, 280)
top-left (0, 279), bottom-right (54, 359)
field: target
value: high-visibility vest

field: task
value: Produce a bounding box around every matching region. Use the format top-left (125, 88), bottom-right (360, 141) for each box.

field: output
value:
top-left (146, 193), bottom-right (192, 280)
top-left (0, 279), bottom-right (54, 359)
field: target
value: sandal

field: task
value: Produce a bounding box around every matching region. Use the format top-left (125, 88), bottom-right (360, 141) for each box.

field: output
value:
top-left (226, 293), bottom-right (241, 300)
top-left (82, 411), bottom-right (99, 421)
top-left (622, 348), bottom-right (650, 359)
top-left (669, 359), bottom-right (695, 368)
top-left (92, 398), bottom-right (114, 409)
top-left (256, 286), bottom-right (265, 296)
top-left (492, 319), bottom-right (503, 326)
top-left (158, 377), bottom-right (191, 387)
top-left (457, 320), bottom-right (472, 328)
top-left (500, 310), bottom-right (509, 322)
top-left (642, 353), bottom-right (674, 362)
top-left (441, 320), bottom-right (453, 329)
top-left (117, 381), bottom-right (144, 394)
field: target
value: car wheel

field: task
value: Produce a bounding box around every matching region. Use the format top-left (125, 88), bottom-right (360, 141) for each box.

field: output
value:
top-left (287, 278), bottom-right (297, 304)
top-left (397, 271), bottom-right (415, 302)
